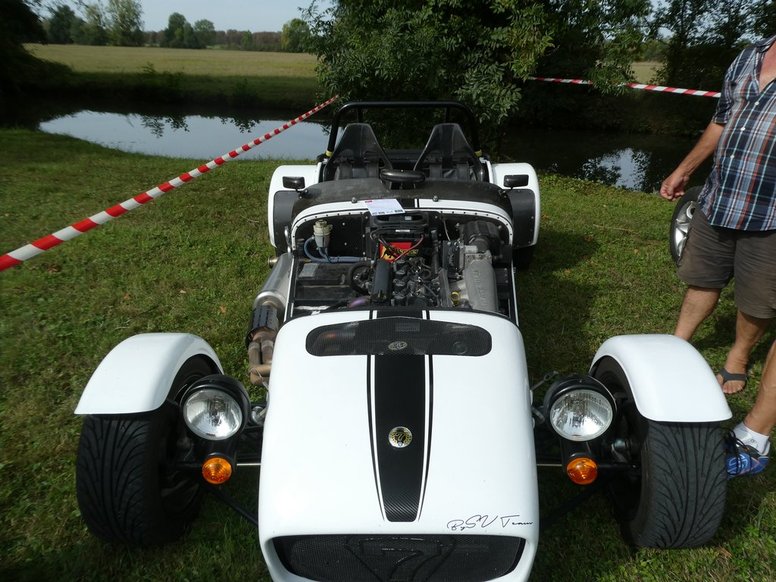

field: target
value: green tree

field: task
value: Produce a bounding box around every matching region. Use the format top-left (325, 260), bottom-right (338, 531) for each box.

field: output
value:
top-left (535, 0), bottom-right (651, 87)
top-left (240, 30), bottom-right (253, 51)
top-left (653, 0), bottom-right (766, 89)
top-left (752, 0), bottom-right (775, 37)
top-left (193, 19), bottom-right (216, 48)
top-left (281, 18), bottom-right (311, 52)
top-left (162, 12), bottom-right (187, 47)
top-left (0, 0), bottom-right (60, 101)
top-left (180, 21), bottom-right (196, 48)
top-left (47, 4), bottom-right (80, 43)
top-left (105, 0), bottom-right (143, 46)
top-left (0, 0), bottom-right (44, 64)
top-left (74, 1), bottom-right (108, 45)
top-left (306, 1), bottom-right (651, 129)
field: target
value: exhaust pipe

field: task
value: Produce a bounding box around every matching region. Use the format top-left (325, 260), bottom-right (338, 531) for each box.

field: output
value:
top-left (246, 253), bottom-right (292, 385)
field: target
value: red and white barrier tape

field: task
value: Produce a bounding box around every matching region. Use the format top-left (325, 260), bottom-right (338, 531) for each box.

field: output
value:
top-left (0, 96), bottom-right (338, 272)
top-left (528, 76), bottom-right (721, 98)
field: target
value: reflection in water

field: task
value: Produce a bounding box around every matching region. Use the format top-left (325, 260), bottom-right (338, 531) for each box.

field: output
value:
top-left (220, 115), bottom-right (258, 134)
top-left (141, 115), bottom-right (190, 137)
top-left (39, 111), bottom-right (709, 192)
top-left (39, 111), bottom-right (327, 160)
top-left (502, 129), bottom-right (709, 193)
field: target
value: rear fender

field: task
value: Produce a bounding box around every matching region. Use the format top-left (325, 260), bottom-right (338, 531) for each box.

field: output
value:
top-left (590, 334), bottom-right (731, 422)
top-left (75, 333), bottom-right (222, 415)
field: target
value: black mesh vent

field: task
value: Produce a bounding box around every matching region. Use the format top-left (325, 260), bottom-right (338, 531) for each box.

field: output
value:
top-left (273, 534), bottom-right (525, 582)
top-left (306, 318), bottom-right (491, 357)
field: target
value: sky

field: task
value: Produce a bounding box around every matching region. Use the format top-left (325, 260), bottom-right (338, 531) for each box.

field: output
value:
top-left (50, 1), bottom-right (334, 32)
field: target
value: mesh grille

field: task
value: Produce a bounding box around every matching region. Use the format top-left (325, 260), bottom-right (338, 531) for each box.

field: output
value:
top-left (306, 318), bottom-right (491, 357)
top-left (273, 534), bottom-right (525, 582)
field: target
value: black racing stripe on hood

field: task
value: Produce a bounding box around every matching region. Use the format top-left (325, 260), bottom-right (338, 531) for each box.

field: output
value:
top-left (374, 353), bottom-right (426, 522)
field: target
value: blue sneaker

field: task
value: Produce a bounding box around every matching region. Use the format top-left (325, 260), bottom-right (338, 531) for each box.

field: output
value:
top-left (725, 434), bottom-right (770, 478)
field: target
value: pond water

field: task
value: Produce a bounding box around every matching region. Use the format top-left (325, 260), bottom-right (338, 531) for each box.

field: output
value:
top-left (38, 110), bottom-right (709, 193)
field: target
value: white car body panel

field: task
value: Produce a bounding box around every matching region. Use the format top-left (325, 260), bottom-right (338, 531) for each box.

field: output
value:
top-left (290, 200), bottom-right (515, 249)
top-left (74, 333), bottom-right (222, 414)
top-left (491, 162), bottom-right (540, 246)
top-left (259, 310), bottom-right (539, 581)
top-left (268, 164), bottom-right (321, 247)
top-left (591, 334), bottom-right (732, 422)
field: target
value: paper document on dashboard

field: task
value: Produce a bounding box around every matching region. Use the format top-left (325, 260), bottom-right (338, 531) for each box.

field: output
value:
top-left (364, 199), bottom-right (404, 216)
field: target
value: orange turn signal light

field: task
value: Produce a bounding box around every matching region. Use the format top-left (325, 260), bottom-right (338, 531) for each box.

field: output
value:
top-left (202, 456), bottom-right (233, 485)
top-left (566, 457), bottom-right (598, 485)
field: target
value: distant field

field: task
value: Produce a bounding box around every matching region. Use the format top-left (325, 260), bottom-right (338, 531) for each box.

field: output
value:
top-left (631, 61), bottom-right (660, 84)
top-left (24, 44), bottom-right (318, 78)
top-left (27, 44), bottom-right (658, 84)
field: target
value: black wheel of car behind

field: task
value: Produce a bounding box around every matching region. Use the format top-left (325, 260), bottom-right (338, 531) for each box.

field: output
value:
top-left (593, 357), bottom-right (727, 548)
top-left (76, 357), bottom-right (213, 545)
top-left (669, 186), bottom-right (701, 265)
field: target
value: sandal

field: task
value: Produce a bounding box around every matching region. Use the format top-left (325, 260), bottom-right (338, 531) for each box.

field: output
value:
top-left (717, 366), bottom-right (748, 394)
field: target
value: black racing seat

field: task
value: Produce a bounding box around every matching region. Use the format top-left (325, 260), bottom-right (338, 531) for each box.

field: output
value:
top-left (413, 123), bottom-right (483, 180)
top-left (322, 123), bottom-right (393, 181)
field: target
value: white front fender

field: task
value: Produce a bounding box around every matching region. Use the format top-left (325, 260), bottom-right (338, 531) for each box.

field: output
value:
top-left (75, 333), bottom-right (223, 415)
top-left (591, 334), bottom-right (731, 423)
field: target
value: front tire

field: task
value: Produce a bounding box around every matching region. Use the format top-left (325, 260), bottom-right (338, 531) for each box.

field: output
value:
top-left (594, 357), bottom-right (726, 548)
top-left (76, 357), bottom-right (213, 545)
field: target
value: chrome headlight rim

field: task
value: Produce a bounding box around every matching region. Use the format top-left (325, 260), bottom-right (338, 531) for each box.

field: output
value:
top-left (544, 375), bottom-right (616, 442)
top-left (181, 375), bottom-right (250, 442)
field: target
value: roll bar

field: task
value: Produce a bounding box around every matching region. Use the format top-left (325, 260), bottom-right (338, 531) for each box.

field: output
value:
top-left (325, 101), bottom-right (482, 155)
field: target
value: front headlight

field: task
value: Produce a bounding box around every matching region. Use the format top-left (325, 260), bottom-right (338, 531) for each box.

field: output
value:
top-left (182, 375), bottom-right (249, 441)
top-left (549, 388), bottom-right (614, 441)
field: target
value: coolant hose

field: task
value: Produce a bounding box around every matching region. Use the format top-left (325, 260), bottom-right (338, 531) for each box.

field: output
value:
top-left (303, 237), bottom-right (364, 263)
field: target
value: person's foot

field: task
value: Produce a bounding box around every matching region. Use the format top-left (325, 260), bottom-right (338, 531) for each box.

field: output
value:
top-left (725, 433), bottom-right (770, 478)
top-left (717, 366), bottom-right (748, 394)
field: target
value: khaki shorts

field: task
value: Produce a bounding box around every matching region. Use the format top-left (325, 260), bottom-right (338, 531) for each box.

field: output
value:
top-left (678, 211), bottom-right (776, 319)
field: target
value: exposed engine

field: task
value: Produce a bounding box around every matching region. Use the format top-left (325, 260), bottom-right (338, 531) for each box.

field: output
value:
top-left (298, 212), bottom-right (507, 314)
top-left (247, 211), bottom-right (513, 384)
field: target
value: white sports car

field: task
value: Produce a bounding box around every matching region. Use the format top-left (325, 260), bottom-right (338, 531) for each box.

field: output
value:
top-left (75, 101), bottom-right (731, 582)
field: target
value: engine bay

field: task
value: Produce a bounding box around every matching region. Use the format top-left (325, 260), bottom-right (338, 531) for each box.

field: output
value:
top-left (286, 210), bottom-right (516, 319)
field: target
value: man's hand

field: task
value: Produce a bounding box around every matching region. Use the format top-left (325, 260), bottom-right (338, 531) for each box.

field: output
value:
top-left (660, 171), bottom-right (689, 201)
top-left (660, 121), bottom-right (723, 201)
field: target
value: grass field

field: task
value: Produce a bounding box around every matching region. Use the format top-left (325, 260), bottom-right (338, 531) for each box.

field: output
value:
top-left (631, 61), bottom-right (660, 84)
top-left (1, 129), bottom-right (773, 581)
top-left (19, 44), bottom-right (320, 110)
top-left (24, 44), bottom-right (318, 78)
top-left (27, 44), bottom-right (656, 85)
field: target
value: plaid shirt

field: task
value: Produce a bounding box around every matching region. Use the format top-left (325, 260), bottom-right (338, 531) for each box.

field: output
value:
top-left (699, 34), bottom-right (776, 231)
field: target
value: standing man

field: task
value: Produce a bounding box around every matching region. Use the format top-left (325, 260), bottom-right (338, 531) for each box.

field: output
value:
top-left (660, 33), bottom-right (776, 397)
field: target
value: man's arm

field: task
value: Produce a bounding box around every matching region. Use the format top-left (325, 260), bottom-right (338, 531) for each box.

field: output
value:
top-left (660, 122), bottom-right (724, 200)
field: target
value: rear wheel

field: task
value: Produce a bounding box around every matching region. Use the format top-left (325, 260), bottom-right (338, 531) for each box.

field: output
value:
top-left (76, 357), bottom-right (213, 545)
top-left (669, 186), bottom-right (701, 265)
top-left (593, 357), bottom-right (726, 547)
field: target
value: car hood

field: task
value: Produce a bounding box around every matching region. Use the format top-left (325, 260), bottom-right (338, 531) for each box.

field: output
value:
top-left (258, 308), bottom-right (539, 544)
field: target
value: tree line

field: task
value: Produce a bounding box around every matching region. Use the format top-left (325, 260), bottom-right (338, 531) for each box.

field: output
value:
top-left (42, 1), bottom-right (312, 52)
top-left (3, 0), bottom-right (773, 130)
top-left (305, 0), bottom-right (773, 129)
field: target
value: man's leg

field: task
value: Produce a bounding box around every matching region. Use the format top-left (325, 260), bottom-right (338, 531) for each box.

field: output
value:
top-left (743, 340), bottom-right (776, 435)
top-left (674, 286), bottom-right (721, 341)
top-left (727, 341), bottom-right (775, 477)
top-left (723, 228), bottom-right (776, 393)
top-left (674, 212), bottom-right (731, 341)
top-left (720, 311), bottom-right (772, 394)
